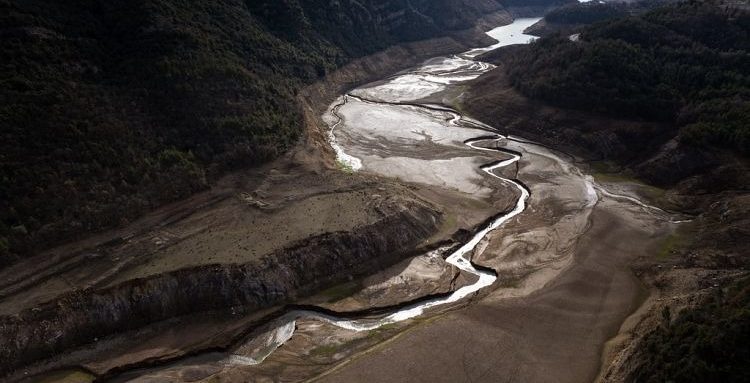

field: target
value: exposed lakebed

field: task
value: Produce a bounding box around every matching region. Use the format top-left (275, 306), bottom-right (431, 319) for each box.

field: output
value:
top-left (107, 18), bottom-right (679, 382)
top-left (229, 17), bottom-right (547, 367)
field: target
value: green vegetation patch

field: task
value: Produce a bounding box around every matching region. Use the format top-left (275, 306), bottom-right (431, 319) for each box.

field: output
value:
top-left (507, 1), bottom-right (750, 156)
top-left (632, 276), bottom-right (750, 383)
top-left (30, 369), bottom-right (95, 383)
top-left (497, 274), bottom-right (524, 289)
top-left (318, 280), bottom-right (363, 303)
top-left (0, 0), bottom-right (506, 267)
top-left (310, 343), bottom-right (340, 357)
top-left (592, 171), bottom-right (641, 185)
top-left (440, 212), bottom-right (458, 233)
top-left (336, 160), bottom-right (355, 174)
top-left (656, 232), bottom-right (686, 260)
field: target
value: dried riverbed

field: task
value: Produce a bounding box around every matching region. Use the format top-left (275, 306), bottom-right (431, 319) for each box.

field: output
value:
top-left (96, 18), bottom-right (681, 383)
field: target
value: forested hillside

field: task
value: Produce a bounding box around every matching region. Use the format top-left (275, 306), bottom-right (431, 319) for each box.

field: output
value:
top-left (506, 1), bottom-right (750, 155)
top-left (543, 1), bottom-right (629, 24)
top-left (632, 276), bottom-right (750, 383)
top-left (471, 4), bottom-right (750, 381)
top-left (0, 0), bottom-right (512, 267)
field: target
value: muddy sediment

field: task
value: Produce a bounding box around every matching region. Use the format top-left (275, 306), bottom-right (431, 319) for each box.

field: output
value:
top-left (3, 15), bottom-right (685, 383)
top-left (0, 198), bottom-right (441, 376)
top-left (297, 10), bottom-right (513, 166)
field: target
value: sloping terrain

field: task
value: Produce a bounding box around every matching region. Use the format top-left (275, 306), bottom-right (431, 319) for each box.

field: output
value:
top-left (0, 7), bottom-right (522, 379)
top-left (0, 0), bottom-right (510, 266)
top-left (462, 2), bottom-right (750, 381)
top-left (505, 1), bottom-right (750, 163)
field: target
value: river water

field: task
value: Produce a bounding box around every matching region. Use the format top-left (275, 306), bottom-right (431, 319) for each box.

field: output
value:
top-left (229, 17), bottom-right (546, 366)
top-left (114, 17), bottom-right (621, 380)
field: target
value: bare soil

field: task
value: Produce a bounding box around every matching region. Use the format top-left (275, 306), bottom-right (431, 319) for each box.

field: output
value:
top-left (316, 203), bottom-right (669, 383)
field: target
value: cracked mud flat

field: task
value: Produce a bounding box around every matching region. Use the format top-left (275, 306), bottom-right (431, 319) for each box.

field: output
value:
top-left (93, 18), bottom-right (679, 383)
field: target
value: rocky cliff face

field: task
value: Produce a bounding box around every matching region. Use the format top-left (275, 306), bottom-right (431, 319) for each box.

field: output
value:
top-left (0, 198), bottom-right (441, 376)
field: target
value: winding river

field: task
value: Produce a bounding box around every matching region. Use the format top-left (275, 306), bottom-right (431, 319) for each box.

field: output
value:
top-left (113, 18), bottom-right (683, 381)
top-left (226, 17), bottom-right (543, 367)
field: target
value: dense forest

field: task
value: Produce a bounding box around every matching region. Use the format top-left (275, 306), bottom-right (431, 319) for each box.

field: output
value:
top-left (0, 0), bottom-right (515, 267)
top-left (543, 1), bottom-right (630, 25)
top-left (541, 0), bottom-right (680, 26)
top-left (632, 277), bottom-right (750, 383)
top-left (499, 0), bottom-right (573, 7)
top-left (506, 1), bottom-right (750, 156)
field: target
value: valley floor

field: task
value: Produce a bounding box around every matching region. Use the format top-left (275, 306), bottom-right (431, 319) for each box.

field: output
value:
top-left (7, 10), bottom-right (741, 383)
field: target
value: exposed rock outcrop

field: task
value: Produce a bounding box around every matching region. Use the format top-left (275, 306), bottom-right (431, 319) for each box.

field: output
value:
top-left (0, 198), bottom-right (441, 376)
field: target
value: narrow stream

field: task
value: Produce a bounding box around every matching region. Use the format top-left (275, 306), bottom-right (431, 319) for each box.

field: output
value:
top-left (225, 17), bottom-right (543, 367)
top-left (107, 17), bottom-right (684, 382)
top-left (228, 114), bottom-right (530, 367)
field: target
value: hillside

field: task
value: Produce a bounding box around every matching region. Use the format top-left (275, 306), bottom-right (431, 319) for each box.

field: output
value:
top-left (462, 2), bottom-right (750, 382)
top-left (506, 1), bottom-right (750, 160)
top-left (524, 0), bottom-right (683, 33)
top-left (471, 1), bottom-right (749, 183)
top-left (632, 276), bottom-right (750, 383)
top-left (0, 0), bottom-right (512, 267)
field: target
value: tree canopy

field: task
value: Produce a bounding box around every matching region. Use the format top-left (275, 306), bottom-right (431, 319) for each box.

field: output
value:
top-left (506, 1), bottom-right (750, 156)
top-left (0, 0), bottom-right (507, 266)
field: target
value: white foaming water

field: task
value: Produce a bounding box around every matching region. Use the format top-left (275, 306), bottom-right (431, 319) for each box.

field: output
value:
top-left (110, 18), bottom-right (684, 380)
top-left (328, 17), bottom-right (541, 168)
top-left (232, 128), bottom-right (531, 366)
top-left (234, 15), bottom-right (676, 365)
